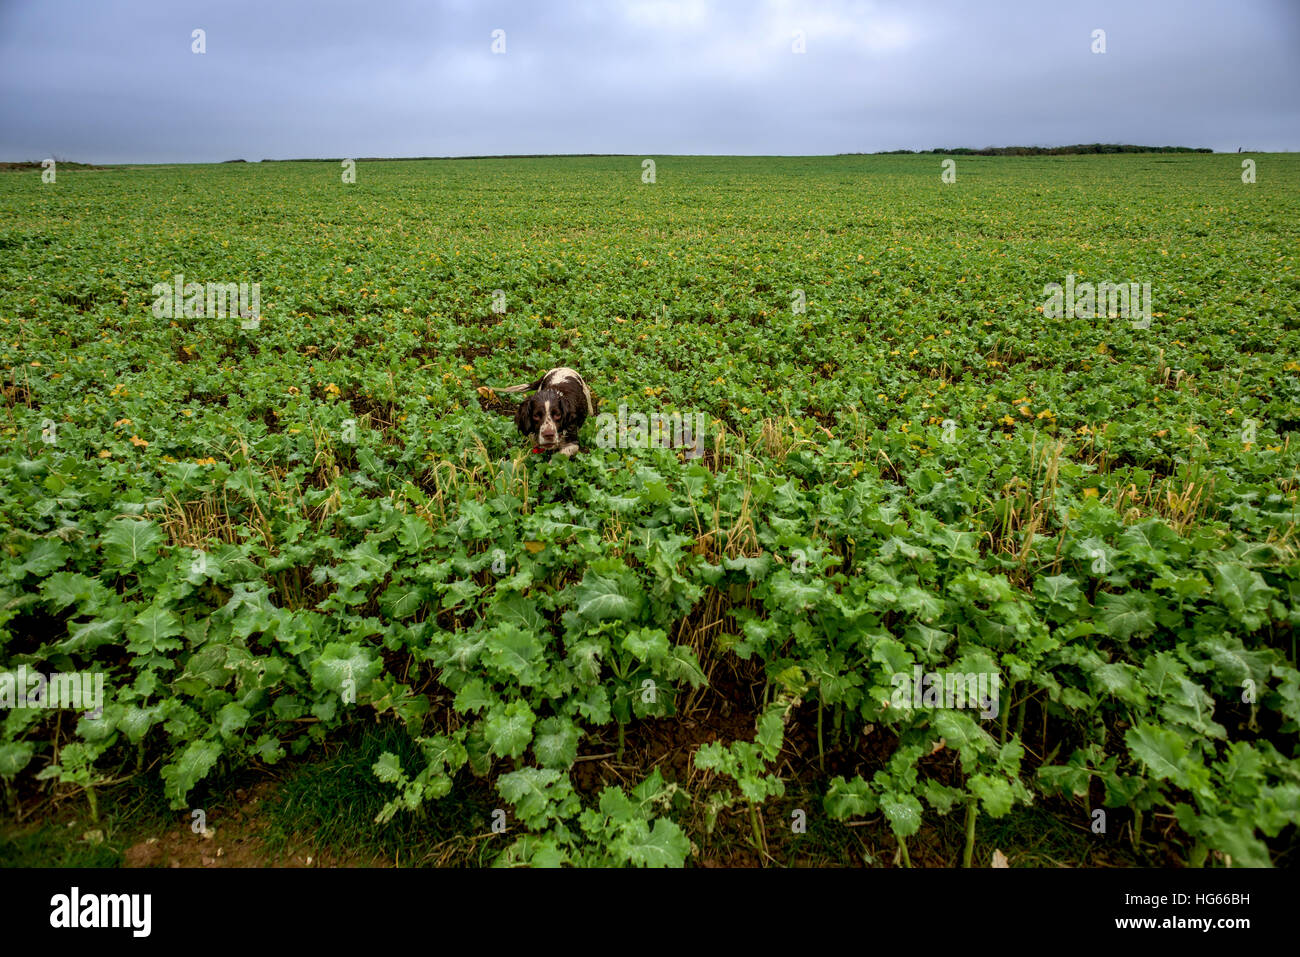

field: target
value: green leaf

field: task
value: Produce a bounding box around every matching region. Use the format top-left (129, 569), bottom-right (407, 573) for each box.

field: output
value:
top-left (100, 518), bottom-right (164, 566)
top-left (484, 700), bottom-right (536, 758)
top-left (1126, 724), bottom-right (1188, 784)
top-left (878, 791), bottom-right (923, 837)
top-left (1197, 638), bottom-right (1274, 688)
top-left (571, 685), bottom-right (611, 724)
top-left (440, 577), bottom-right (482, 610)
top-left (218, 702), bottom-right (251, 737)
top-left (662, 645), bottom-right (708, 689)
top-left (721, 554), bottom-right (772, 580)
top-left (615, 818), bottom-right (691, 868)
top-left (968, 773), bottom-right (1015, 817)
top-left (160, 738), bottom-right (223, 807)
top-left (1197, 815), bottom-right (1272, 868)
top-left (497, 767), bottom-right (577, 828)
top-left (756, 705), bottom-right (786, 762)
top-left (933, 710), bottom-right (995, 763)
top-left (869, 636), bottom-right (914, 674)
top-left (118, 705), bottom-right (158, 745)
top-left (16, 539), bottom-right (69, 578)
top-left (825, 775), bottom-right (877, 819)
top-left (183, 644), bottom-right (230, 689)
top-left (919, 779), bottom-right (964, 815)
top-left (766, 572), bottom-right (827, 612)
top-left (622, 627), bottom-right (670, 663)
top-left (1094, 591), bottom-right (1155, 640)
top-left (597, 787), bottom-right (638, 825)
top-left (489, 593), bottom-right (547, 633)
top-left (398, 513), bottom-right (435, 552)
top-left (40, 572), bottom-right (99, 611)
top-left (1090, 662), bottom-right (1146, 705)
top-left (373, 751), bottom-right (404, 784)
top-left (485, 624), bottom-right (546, 686)
top-left (1035, 573), bottom-right (1082, 607)
top-left (0, 742), bottom-right (35, 778)
top-left (1212, 562), bottom-right (1275, 629)
top-left (533, 716), bottom-right (581, 769)
top-left (379, 581), bottom-right (425, 619)
top-left (573, 561), bottom-right (647, 622)
top-left (453, 678), bottom-right (493, 715)
top-left (126, 604), bottom-right (184, 654)
top-left (310, 642), bottom-right (382, 698)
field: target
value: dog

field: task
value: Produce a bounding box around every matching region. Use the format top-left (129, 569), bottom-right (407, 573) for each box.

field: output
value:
top-left (499, 367), bottom-right (595, 456)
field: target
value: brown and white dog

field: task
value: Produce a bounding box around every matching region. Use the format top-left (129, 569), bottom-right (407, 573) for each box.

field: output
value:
top-left (500, 367), bottom-right (596, 456)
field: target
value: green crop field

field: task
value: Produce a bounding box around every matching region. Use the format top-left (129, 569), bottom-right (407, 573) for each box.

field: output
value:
top-left (2, 154), bottom-right (1298, 867)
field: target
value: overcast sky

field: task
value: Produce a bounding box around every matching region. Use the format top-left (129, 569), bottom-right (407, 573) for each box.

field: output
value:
top-left (1, 0), bottom-right (1296, 163)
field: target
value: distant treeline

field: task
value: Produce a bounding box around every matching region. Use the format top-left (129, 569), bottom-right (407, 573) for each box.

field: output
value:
top-left (0, 160), bottom-right (105, 171)
top-left (267, 146), bottom-right (1216, 162)
top-left (860, 144), bottom-right (1213, 156)
top-left (258, 153), bottom-right (640, 163)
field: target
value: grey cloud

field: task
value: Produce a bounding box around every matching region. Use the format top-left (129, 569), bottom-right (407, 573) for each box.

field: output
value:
top-left (0, 0), bottom-right (1295, 162)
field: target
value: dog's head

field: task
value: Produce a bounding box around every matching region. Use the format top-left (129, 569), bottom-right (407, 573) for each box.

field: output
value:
top-left (515, 388), bottom-right (578, 450)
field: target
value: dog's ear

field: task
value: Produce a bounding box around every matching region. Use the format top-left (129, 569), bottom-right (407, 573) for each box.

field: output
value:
top-left (514, 396), bottom-right (534, 435)
top-left (556, 392), bottom-right (576, 431)
top-left (565, 391), bottom-right (590, 433)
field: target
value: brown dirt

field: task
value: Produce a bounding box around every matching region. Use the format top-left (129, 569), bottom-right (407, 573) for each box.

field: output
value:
top-left (120, 781), bottom-right (381, 869)
top-left (475, 386), bottom-right (517, 417)
top-left (455, 342), bottom-right (494, 362)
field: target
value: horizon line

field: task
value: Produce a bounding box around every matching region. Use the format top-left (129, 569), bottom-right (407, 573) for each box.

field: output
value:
top-left (9, 144), bottom-right (1272, 167)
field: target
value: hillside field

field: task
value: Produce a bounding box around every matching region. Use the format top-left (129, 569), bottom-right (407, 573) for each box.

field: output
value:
top-left (2, 154), bottom-right (1298, 867)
